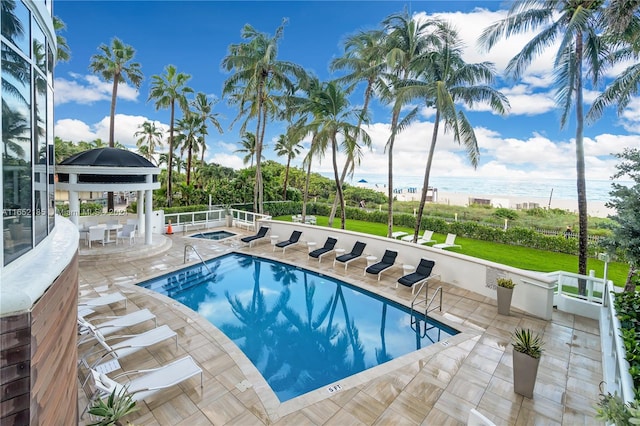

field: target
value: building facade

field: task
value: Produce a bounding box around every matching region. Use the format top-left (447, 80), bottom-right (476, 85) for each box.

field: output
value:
top-left (1, 1), bottom-right (79, 424)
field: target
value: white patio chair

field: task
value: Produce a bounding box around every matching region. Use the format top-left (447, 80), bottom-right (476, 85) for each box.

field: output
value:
top-left (78, 292), bottom-right (127, 311)
top-left (116, 224), bottom-right (136, 245)
top-left (401, 230), bottom-right (436, 245)
top-left (87, 226), bottom-right (106, 248)
top-left (77, 309), bottom-right (157, 343)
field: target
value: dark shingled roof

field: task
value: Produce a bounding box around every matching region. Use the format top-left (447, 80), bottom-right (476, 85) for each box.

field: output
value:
top-left (59, 148), bottom-right (155, 168)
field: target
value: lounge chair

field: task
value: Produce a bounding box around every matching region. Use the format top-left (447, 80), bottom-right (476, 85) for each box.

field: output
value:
top-left (274, 230), bottom-right (302, 253)
top-left (78, 292), bottom-right (128, 311)
top-left (240, 226), bottom-right (269, 247)
top-left (87, 356), bottom-right (203, 411)
top-left (333, 241), bottom-right (367, 271)
top-left (80, 324), bottom-right (177, 370)
top-left (433, 233), bottom-right (461, 250)
top-left (78, 309), bottom-right (157, 343)
top-left (397, 258), bottom-right (436, 294)
top-left (87, 226), bottom-right (106, 248)
top-left (365, 250), bottom-right (398, 281)
top-left (402, 230), bottom-right (436, 245)
top-left (308, 237), bottom-right (337, 263)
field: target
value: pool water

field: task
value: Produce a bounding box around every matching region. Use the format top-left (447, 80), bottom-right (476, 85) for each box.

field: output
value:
top-left (138, 253), bottom-right (457, 402)
top-left (190, 230), bottom-right (236, 240)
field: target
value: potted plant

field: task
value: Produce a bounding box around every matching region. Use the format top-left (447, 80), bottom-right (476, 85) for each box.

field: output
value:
top-left (496, 277), bottom-right (516, 315)
top-left (512, 327), bottom-right (544, 398)
top-left (88, 386), bottom-right (137, 426)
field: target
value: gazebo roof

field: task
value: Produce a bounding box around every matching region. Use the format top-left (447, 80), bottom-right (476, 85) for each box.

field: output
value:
top-left (60, 147), bottom-right (155, 168)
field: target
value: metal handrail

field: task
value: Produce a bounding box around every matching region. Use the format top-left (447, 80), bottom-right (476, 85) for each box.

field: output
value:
top-left (426, 286), bottom-right (443, 314)
top-left (183, 244), bottom-right (213, 275)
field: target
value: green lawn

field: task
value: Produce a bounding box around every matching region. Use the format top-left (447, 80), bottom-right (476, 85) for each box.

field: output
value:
top-left (276, 215), bottom-right (628, 287)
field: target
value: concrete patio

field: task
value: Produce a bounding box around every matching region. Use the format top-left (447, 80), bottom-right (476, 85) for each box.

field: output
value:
top-left (77, 229), bottom-right (603, 425)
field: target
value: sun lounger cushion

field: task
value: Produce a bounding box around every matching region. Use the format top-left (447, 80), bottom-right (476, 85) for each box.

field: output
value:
top-left (335, 241), bottom-right (366, 263)
top-left (398, 259), bottom-right (435, 287)
top-left (275, 230), bottom-right (302, 248)
top-left (365, 250), bottom-right (398, 275)
top-left (309, 237), bottom-right (337, 259)
top-left (241, 226), bottom-right (268, 243)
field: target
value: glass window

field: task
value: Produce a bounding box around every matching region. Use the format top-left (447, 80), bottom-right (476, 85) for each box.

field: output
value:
top-left (34, 74), bottom-right (47, 244)
top-left (32, 17), bottom-right (46, 74)
top-left (48, 85), bottom-right (54, 231)
top-left (1, 0), bottom-right (31, 56)
top-left (2, 42), bottom-right (32, 265)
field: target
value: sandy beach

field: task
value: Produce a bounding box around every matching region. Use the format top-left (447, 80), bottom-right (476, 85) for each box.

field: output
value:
top-left (434, 191), bottom-right (613, 218)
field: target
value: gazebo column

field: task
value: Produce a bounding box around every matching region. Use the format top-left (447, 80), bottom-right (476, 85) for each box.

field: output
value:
top-left (144, 189), bottom-right (153, 245)
top-left (137, 190), bottom-right (144, 235)
top-left (68, 174), bottom-right (80, 226)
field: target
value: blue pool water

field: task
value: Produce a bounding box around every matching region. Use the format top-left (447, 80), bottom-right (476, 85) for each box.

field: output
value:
top-left (190, 230), bottom-right (235, 240)
top-left (138, 253), bottom-right (458, 402)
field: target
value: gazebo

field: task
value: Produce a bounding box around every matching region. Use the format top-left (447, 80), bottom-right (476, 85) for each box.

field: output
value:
top-left (56, 148), bottom-right (160, 245)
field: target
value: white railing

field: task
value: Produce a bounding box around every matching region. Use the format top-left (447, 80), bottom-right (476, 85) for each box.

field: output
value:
top-left (163, 208), bottom-right (271, 233)
top-left (600, 280), bottom-right (635, 404)
top-left (547, 271), bottom-right (606, 304)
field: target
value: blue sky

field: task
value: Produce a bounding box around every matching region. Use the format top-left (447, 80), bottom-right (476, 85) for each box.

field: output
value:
top-left (53, 1), bottom-right (640, 188)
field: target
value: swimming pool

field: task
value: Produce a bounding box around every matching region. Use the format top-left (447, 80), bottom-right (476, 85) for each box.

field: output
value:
top-left (189, 230), bottom-right (236, 240)
top-left (138, 253), bottom-right (458, 402)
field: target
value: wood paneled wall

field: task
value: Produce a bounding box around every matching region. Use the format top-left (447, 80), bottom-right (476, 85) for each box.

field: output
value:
top-left (0, 252), bottom-right (79, 425)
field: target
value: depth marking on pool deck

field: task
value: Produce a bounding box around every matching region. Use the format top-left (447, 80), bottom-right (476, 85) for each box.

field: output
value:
top-left (326, 384), bottom-right (343, 394)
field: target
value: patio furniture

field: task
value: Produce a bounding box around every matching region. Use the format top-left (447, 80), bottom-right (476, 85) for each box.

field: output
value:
top-left (87, 226), bottom-right (106, 248)
top-left (86, 356), bottom-right (203, 416)
top-left (78, 292), bottom-right (127, 311)
top-left (240, 226), bottom-right (269, 247)
top-left (397, 258), bottom-right (436, 294)
top-left (365, 249), bottom-right (398, 280)
top-left (308, 237), bottom-right (337, 263)
top-left (77, 309), bottom-right (157, 343)
top-left (333, 241), bottom-right (366, 271)
top-left (274, 230), bottom-right (302, 253)
top-left (433, 233), bottom-right (461, 250)
top-left (401, 230), bottom-right (436, 245)
top-left (116, 224), bottom-right (136, 245)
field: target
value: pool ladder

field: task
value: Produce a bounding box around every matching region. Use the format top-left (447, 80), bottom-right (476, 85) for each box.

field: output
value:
top-left (410, 276), bottom-right (443, 338)
top-left (184, 244), bottom-right (213, 275)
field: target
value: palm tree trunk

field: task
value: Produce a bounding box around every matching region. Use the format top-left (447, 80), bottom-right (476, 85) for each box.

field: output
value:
top-left (302, 154), bottom-right (312, 220)
top-left (186, 145), bottom-right (192, 185)
top-left (575, 32), bottom-right (588, 295)
top-left (386, 109), bottom-right (400, 238)
top-left (107, 75), bottom-right (120, 212)
top-left (328, 159), bottom-right (351, 228)
top-left (283, 156), bottom-right (291, 200)
top-left (253, 86), bottom-right (264, 214)
top-left (258, 105), bottom-right (268, 214)
top-left (331, 135), bottom-right (346, 229)
top-left (167, 100), bottom-right (175, 207)
top-left (624, 266), bottom-right (637, 292)
top-left (413, 109), bottom-right (441, 242)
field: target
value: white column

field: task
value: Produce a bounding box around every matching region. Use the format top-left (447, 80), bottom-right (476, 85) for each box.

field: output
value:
top-left (137, 190), bottom-right (144, 234)
top-left (145, 189), bottom-right (153, 245)
top-left (68, 174), bottom-right (80, 226)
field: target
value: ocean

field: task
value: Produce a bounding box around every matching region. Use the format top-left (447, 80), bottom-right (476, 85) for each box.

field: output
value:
top-left (343, 174), bottom-right (625, 203)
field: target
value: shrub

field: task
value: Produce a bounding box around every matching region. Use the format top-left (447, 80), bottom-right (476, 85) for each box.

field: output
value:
top-left (494, 208), bottom-right (519, 220)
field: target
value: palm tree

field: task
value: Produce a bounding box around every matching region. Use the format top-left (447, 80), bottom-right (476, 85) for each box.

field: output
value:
top-left (175, 112), bottom-right (203, 185)
top-left (329, 29), bottom-right (387, 225)
top-left (53, 16), bottom-right (71, 63)
top-left (274, 132), bottom-right (302, 200)
top-left (148, 65), bottom-right (193, 207)
top-left (234, 132), bottom-right (259, 167)
top-left (1, 100), bottom-right (28, 159)
top-left (89, 37), bottom-right (143, 211)
top-left (134, 121), bottom-right (164, 163)
top-left (399, 21), bottom-right (509, 242)
top-left (479, 0), bottom-right (606, 289)
top-left (379, 11), bottom-right (432, 237)
top-left (222, 19), bottom-right (304, 213)
top-left (191, 92), bottom-right (223, 173)
top-left (305, 81), bottom-right (370, 229)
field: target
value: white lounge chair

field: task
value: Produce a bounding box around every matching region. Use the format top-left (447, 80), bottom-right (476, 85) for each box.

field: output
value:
top-left (78, 309), bottom-right (157, 342)
top-left (79, 292), bottom-right (128, 311)
top-left (87, 355), bottom-right (203, 406)
top-left (433, 233), bottom-right (461, 250)
top-left (401, 230), bottom-right (436, 245)
top-left (80, 324), bottom-right (177, 370)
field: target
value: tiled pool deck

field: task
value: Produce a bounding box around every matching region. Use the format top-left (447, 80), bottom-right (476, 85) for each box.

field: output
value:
top-left (77, 230), bottom-right (603, 425)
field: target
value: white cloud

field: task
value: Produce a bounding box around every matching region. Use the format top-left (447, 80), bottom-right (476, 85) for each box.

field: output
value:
top-left (54, 118), bottom-right (97, 141)
top-left (208, 153), bottom-right (245, 169)
top-left (54, 73), bottom-right (140, 105)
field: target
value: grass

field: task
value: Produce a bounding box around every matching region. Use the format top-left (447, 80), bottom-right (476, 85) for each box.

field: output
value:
top-left (276, 215), bottom-right (628, 287)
